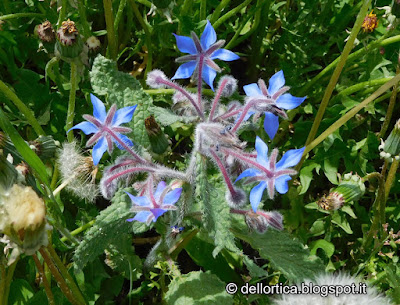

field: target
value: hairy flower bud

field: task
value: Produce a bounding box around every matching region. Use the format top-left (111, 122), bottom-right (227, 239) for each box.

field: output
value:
top-left (29, 135), bottom-right (57, 160)
top-left (381, 119), bottom-right (400, 161)
top-left (145, 115), bottom-right (170, 154)
top-left (245, 210), bottom-right (283, 233)
top-left (146, 70), bottom-right (168, 88)
top-left (217, 75), bottom-right (237, 98)
top-left (55, 19), bottom-right (84, 58)
top-left (225, 187), bottom-right (246, 208)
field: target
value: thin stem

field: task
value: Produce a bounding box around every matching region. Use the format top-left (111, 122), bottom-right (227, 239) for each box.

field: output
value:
top-left (2, 258), bottom-right (18, 305)
top-left (0, 13), bottom-right (43, 21)
top-left (210, 0), bottom-right (231, 24)
top-left (61, 220), bottom-right (96, 243)
top-left (197, 55), bottom-right (204, 113)
top-left (58, 0), bottom-right (68, 26)
top-left (213, 0), bottom-right (253, 30)
top-left (301, 0), bottom-right (372, 168)
top-left (39, 248), bottom-right (81, 305)
top-left (0, 80), bottom-right (45, 136)
top-left (231, 99), bottom-right (258, 132)
top-left (33, 254), bottom-right (55, 305)
top-left (379, 66), bottom-right (400, 138)
top-left (114, 0), bottom-right (127, 35)
top-left (199, 0), bottom-right (206, 22)
top-left (130, 0), bottom-right (152, 77)
top-left (144, 88), bottom-right (214, 97)
top-left (230, 208), bottom-right (247, 215)
top-left (165, 256), bottom-right (181, 277)
top-left (103, 167), bottom-right (155, 187)
top-left (209, 77), bottom-right (228, 121)
top-left (46, 57), bottom-right (67, 96)
top-left (298, 33), bottom-right (400, 97)
top-left (66, 62), bottom-right (78, 142)
top-left (46, 246), bottom-right (87, 305)
top-left (77, 0), bottom-right (91, 38)
top-left (385, 159), bottom-right (399, 200)
top-left (157, 79), bottom-right (204, 118)
top-left (299, 73), bottom-right (400, 164)
top-left (103, 0), bottom-right (118, 60)
top-left (209, 149), bottom-right (236, 195)
top-left (0, 262), bottom-right (5, 305)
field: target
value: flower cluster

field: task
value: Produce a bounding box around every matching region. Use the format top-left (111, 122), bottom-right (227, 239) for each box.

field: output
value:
top-left (68, 20), bottom-right (306, 232)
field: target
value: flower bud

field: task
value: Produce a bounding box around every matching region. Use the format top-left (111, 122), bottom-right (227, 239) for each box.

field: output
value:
top-left (217, 76), bottom-right (237, 98)
top-left (382, 119), bottom-right (400, 160)
top-left (145, 115), bottom-right (169, 154)
top-left (55, 19), bottom-right (84, 58)
top-left (362, 11), bottom-right (378, 33)
top-left (37, 20), bottom-right (55, 43)
top-left (245, 210), bottom-right (283, 233)
top-left (86, 36), bottom-right (101, 53)
top-left (225, 187), bottom-right (246, 208)
top-left (146, 70), bottom-right (168, 88)
top-left (29, 135), bottom-right (57, 160)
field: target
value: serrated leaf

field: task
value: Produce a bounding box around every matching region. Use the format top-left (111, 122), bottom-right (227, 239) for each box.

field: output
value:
top-left (90, 55), bottom-right (152, 148)
top-left (165, 271), bottom-right (233, 305)
top-left (150, 106), bottom-right (198, 126)
top-left (243, 255), bottom-right (268, 278)
top-left (195, 154), bottom-right (239, 257)
top-left (231, 219), bottom-right (324, 282)
top-left (73, 188), bottom-right (138, 270)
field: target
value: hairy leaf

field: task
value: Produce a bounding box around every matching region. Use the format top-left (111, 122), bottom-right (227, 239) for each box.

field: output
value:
top-left (150, 106), bottom-right (198, 126)
top-left (165, 271), bottom-right (233, 305)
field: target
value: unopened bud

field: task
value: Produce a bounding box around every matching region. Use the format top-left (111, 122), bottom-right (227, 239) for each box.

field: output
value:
top-left (86, 36), bottom-right (101, 53)
top-left (245, 210), bottom-right (283, 233)
top-left (37, 20), bottom-right (55, 43)
top-left (146, 70), bottom-right (168, 88)
top-left (29, 135), bottom-right (57, 160)
top-left (145, 116), bottom-right (169, 154)
top-left (55, 19), bottom-right (84, 58)
top-left (383, 119), bottom-right (400, 160)
top-left (217, 76), bottom-right (237, 98)
top-left (225, 187), bottom-right (246, 208)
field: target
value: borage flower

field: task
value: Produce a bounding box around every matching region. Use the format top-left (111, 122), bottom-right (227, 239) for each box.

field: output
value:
top-left (69, 94), bottom-right (137, 165)
top-left (235, 137), bottom-right (304, 212)
top-left (172, 20), bottom-right (239, 90)
top-left (243, 70), bottom-right (306, 139)
top-left (126, 181), bottom-right (182, 225)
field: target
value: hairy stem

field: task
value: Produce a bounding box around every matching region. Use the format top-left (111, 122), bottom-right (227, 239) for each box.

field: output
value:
top-left (103, 0), bottom-right (118, 60)
top-left (33, 254), bottom-right (55, 305)
top-left (58, 0), bottom-right (68, 26)
top-left (209, 149), bottom-right (237, 196)
top-left (209, 77), bottom-right (228, 121)
top-left (77, 0), bottom-right (91, 38)
top-left (66, 61), bottom-right (78, 142)
top-left (385, 159), bottom-right (399, 200)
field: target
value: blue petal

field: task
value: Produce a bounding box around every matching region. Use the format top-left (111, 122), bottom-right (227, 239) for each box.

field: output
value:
top-left (250, 181), bottom-right (267, 212)
top-left (235, 168), bottom-right (261, 183)
top-left (125, 192), bottom-right (150, 206)
top-left (150, 208), bottom-right (167, 221)
top-left (173, 34), bottom-right (197, 54)
top-left (276, 94), bottom-right (306, 110)
top-left (255, 136), bottom-right (269, 168)
top-left (268, 70), bottom-right (285, 96)
top-left (113, 105), bottom-right (137, 126)
top-left (200, 20), bottom-right (217, 50)
top-left (211, 49), bottom-right (239, 61)
top-left (163, 188), bottom-right (182, 205)
top-left (275, 175), bottom-right (292, 194)
top-left (133, 211), bottom-right (153, 223)
top-left (92, 137), bottom-right (108, 165)
top-left (263, 112), bottom-right (279, 140)
top-left (243, 83), bottom-right (262, 97)
top-left (68, 121), bottom-right (98, 135)
top-left (90, 94), bottom-right (107, 121)
top-left (276, 147), bottom-right (305, 170)
top-left (171, 61), bottom-right (197, 80)
top-left (154, 181), bottom-right (167, 199)
top-left (235, 110), bottom-right (255, 123)
top-left (202, 64), bottom-right (217, 91)
top-left (114, 134), bottom-right (133, 150)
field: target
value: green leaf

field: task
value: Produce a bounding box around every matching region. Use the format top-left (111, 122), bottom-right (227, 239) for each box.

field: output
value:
top-left (299, 162), bottom-right (320, 194)
top-left (243, 255), bottom-right (268, 278)
top-left (73, 188), bottom-right (137, 270)
top-left (165, 271), bottom-right (233, 305)
top-left (331, 211), bottom-right (353, 234)
top-left (150, 106), bottom-right (199, 126)
top-left (8, 279), bottom-right (34, 305)
top-left (0, 109), bottom-right (49, 185)
top-left (231, 219), bottom-right (324, 282)
top-left (195, 154), bottom-right (239, 257)
top-left (309, 239), bottom-right (335, 258)
top-left (184, 235), bottom-right (241, 283)
top-left (104, 233), bottom-right (142, 281)
top-left (90, 55), bottom-right (152, 148)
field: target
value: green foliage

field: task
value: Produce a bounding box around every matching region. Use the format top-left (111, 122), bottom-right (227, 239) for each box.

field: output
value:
top-left (90, 55), bottom-right (152, 148)
top-left (150, 106), bottom-right (198, 125)
top-left (165, 271), bottom-right (233, 305)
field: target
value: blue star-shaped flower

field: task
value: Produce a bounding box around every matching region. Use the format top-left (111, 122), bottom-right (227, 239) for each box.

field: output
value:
top-left (235, 136), bottom-right (305, 212)
top-left (69, 94), bottom-right (137, 165)
top-left (125, 181), bottom-right (182, 225)
top-left (243, 70), bottom-right (306, 139)
top-left (172, 20), bottom-right (239, 90)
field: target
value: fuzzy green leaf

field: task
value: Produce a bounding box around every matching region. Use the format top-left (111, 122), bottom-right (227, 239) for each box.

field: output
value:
top-left (165, 271), bottom-right (233, 305)
top-left (73, 188), bottom-right (141, 270)
top-left (231, 219), bottom-right (324, 282)
top-left (150, 106), bottom-right (198, 126)
top-left (195, 154), bottom-right (239, 257)
top-left (90, 55), bottom-right (152, 148)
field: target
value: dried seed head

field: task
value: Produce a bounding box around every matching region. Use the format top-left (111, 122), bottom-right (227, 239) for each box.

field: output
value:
top-left (57, 19), bottom-right (79, 46)
top-left (37, 20), bottom-right (55, 43)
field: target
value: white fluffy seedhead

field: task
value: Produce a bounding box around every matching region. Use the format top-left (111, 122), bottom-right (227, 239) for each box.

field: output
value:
top-left (146, 69), bottom-right (169, 88)
top-left (218, 75), bottom-right (238, 98)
